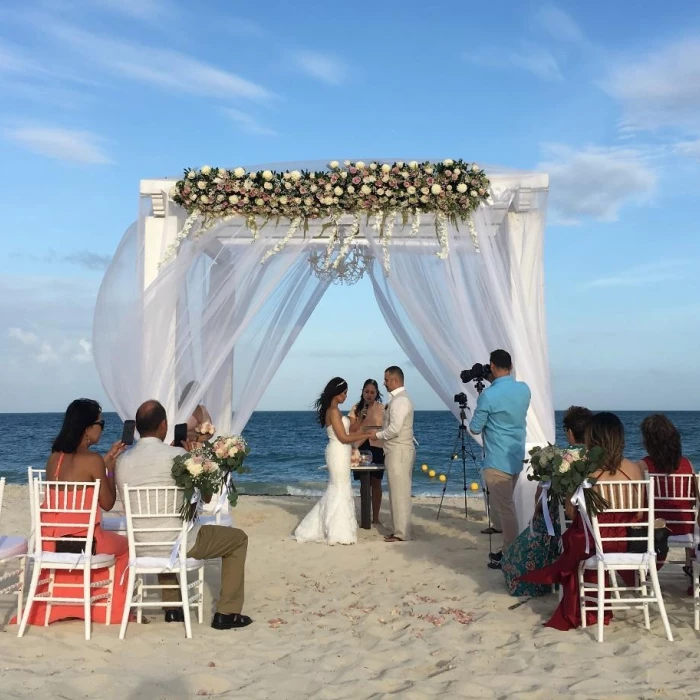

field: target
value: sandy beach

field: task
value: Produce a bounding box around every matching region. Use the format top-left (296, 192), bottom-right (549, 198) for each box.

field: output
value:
top-left (0, 485), bottom-right (698, 699)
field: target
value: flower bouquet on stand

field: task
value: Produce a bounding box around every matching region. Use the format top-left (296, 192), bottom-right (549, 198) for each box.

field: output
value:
top-left (526, 444), bottom-right (609, 516)
top-left (211, 435), bottom-right (250, 509)
top-left (171, 447), bottom-right (222, 523)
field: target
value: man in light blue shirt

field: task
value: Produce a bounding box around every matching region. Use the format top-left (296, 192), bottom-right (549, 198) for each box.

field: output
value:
top-left (469, 349), bottom-right (531, 553)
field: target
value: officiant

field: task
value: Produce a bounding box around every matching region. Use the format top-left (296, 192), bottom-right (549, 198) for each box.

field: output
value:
top-left (348, 379), bottom-right (385, 524)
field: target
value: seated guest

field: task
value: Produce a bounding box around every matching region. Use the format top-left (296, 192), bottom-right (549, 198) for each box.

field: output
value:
top-left (116, 400), bottom-right (252, 630)
top-left (20, 399), bottom-right (128, 626)
top-left (180, 381), bottom-right (215, 443)
top-left (502, 406), bottom-right (594, 597)
top-left (348, 379), bottom-right (385, 525)
top-left (638, 414), bottom-right (695, 571)
top-left (519, 412), bottom-right (644, 630)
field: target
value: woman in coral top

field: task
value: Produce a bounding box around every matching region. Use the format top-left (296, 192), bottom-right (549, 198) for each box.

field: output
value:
top-left (21, 399), bottom-right (129, 626)
top-left (638, 414), bottom-right (696, 572)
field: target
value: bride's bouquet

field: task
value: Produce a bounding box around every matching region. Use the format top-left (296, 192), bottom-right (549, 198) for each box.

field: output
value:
top-left (171, 435), bottom-right (250, 522)
top-left (526, 444), bottom-right (609, 516)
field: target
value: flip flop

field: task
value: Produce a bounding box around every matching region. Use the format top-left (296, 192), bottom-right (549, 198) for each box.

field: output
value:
top-left (481, 527), bottom-right (502, 535)
top-left (384, 535), bottom-right (404, 542)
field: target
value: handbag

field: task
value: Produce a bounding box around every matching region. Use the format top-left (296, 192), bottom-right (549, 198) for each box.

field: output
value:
top-left (55, 536), bottom-right (97, 555)
top-left (627, 520), bottom-right (670, 560)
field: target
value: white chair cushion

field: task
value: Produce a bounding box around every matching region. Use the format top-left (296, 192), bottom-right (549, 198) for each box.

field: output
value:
top-left (584, 552), bottom-right (652, 568)
top-left (669, 533), bottom-right (696, 546)
top-left (0, 535), bottom-right (28, 559)
top-left (131, 556), bottom-right (204, 571)
top-left (37, 552), bottom-right (116, 567)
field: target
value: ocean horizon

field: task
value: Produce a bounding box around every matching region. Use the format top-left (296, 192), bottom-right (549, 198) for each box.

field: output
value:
top-left (2, 410), bottom-right (698, 497)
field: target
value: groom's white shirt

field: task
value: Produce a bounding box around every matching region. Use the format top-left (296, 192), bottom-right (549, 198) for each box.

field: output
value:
top-left (376, 387), bottom-right (411, 442)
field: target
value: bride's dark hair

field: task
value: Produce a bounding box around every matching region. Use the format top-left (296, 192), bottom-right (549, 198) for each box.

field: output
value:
top-left (315, 377), bottom-right (348, 427)
top-left (353, 378), bottom-right (383, 417)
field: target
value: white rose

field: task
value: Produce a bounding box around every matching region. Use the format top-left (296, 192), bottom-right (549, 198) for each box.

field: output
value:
top-left (355, 161), bottom-right (365, 169)
top-left (457, 183), bottom-right (468, 193)
top-left (233, 167), bottom-right (246, 178)
top-left (454, 168), bottom-right (461, 175)
top-left (216, 194), bottom-right (224, 202)
top-left (381, 164), bottom-right (391, 173)
top-left (201, 165), bottom-right (212, 175)
top-left (279, 195), bottom-right (288, 204)
top-left (290, 170), bottom-right (301, 181)
top-left (346, 185), bottom-right (355, 194)
top-left (397, 161), bottom-right (404, 168)
top-left (420, 195), bottom-right (429, 203)
top-left (425, 166), bottom-right (434, 175)
top-left (304, 197), bottom-right (313, 205)
top-left (407, 186), bottom-right (416, 195)
top-left (377, 188), bottom-right (385, 195)
top-left (186, 171), bottom-right (196, 180)
top-left (284, 181), bottom-right (292, 190)
top-left (443, 159), bottom-right (454, 167)
top-left (408, 161), bottom-right (418, 170)
top-left (470, 190), bottom-right (478, 197)
top-left (329, 160), bottom-right (339, 169)
top-left (248, 171), bottom-right (257, 179)
top-left (471, 164), bottom-right (479, 171)
top-left (186, 459), bottom-right (203, 477)
top-left (323, 196), bottom-right (334, 205)
top-left (369, 163), bottom-right (378, 170)
top-left (431, 184), bottom-right (442, 195)
top-left (340, 171), bottom-right (348, 179)
top-left (361, 184), bottom-right (372, 195)
top-left (310, 184), bottom-right (318, 193)
top-left (255, 197), bottom-right (264, 205)
top-left (262, 170), bottom-right (273, 181)
top-left (197, 180), bottom-right (207, 190)
top-left (334, 186), bottom-right (343, 196)
top-left (169, 186), bottom-right (178, 198)
top-left (559, 462), bottom-right (571, 474)
top-left (218, 168), bottom-right (227, 177)
top-left (200, 195), bottom-right (209, 204)
top-left (264, 182), bottom-right (273, 190)
top-left (228, 195), bottom-right (239, 204)
top-left (325, 184), bottom-right (332, 192)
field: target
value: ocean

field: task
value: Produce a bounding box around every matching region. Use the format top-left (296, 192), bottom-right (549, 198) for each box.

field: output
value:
top-left (1, 411), bottom-right (698, 496)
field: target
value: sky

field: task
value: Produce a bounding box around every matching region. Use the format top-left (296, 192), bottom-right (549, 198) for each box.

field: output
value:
top-left (1, 0), bottom-right (700, 413)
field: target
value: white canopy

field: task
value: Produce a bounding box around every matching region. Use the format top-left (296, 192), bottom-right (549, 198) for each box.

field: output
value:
top-left (93, 163), bottom-right (554, 527)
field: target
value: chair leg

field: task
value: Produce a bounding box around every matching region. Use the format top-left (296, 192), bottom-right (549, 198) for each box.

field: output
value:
top-left (18, 564), bottom-right (41, 638)
top-left (16, 556), bottom-right (26, 624)
top-left (639, 568), bottom-right (650, 630)
top-left (44, 570), bottom-right (55, 626)
top-left (180, 570), bottom-right (192, 639)
top-left (198, 567), bottom-right (204, 625)
top-left (608, 571), bottom-right (621, 600)
top-left (136, 575), bottom-right (143, 625)
top-left (578, 563), bottom-right (587, 629)
top-left (105, 564), bottom-right (115, 626)
top-left (694, 561), bottom-right (700, 632)
top-left (649, 565), bottom-right (673, 642)
top-left (597, 563), bottom-right (605, 643)
top-left (83, 567), bottom-right (92, 641)
top-left (119, 568), bottom-right (136, 640)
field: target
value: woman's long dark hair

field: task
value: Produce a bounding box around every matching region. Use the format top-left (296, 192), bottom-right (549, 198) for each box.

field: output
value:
top-left (353, 378), bottom-right (383, 417)
top-left (585, 412), bottom-right (625, 473)
top-left (315, 377), bottom-right (348, 427)
top-left (51, 399), bottom-right (102, 454)
top-left (641, 414), bottom-right (683, 474)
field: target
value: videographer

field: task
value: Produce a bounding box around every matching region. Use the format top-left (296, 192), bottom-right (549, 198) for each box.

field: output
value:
top-left (469, 349), bottom-right (531, 566)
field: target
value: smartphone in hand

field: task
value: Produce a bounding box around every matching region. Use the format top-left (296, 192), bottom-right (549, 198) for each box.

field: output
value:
top-left (173, 423), bottom-right (188, 448)
top-left (121, 420), bottom-right (136, 446)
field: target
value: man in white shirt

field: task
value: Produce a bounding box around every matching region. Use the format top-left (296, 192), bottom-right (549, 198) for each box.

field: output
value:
top-left (116, 400), bottom-right (252, 630)
top-left (369, 366), bottom-right (415, 542)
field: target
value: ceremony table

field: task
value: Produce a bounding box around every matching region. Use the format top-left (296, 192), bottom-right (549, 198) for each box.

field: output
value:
top-left (351, 465), bottom-right (384, 530)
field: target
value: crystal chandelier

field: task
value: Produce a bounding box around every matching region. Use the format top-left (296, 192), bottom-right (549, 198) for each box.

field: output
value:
top-left (308, 245), bottom-right (372, 285)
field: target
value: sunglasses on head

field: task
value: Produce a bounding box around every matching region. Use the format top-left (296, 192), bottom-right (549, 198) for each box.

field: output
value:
top-left (93, 420), bottom-right (105, 430)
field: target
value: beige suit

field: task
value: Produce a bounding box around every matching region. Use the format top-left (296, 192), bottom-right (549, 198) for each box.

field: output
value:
top-left (377, 389), bottom-right (415, 540)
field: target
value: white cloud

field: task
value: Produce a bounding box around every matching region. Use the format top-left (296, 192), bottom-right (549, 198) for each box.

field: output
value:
top-left (224, 17), bottom-right (267, 37)
top-left (293, 51), bottom-right (347, 86)
top-left (538, 143), bottom-right (657, 224)
top-left (223, 108), bottom-right (277, 136)
top-left (73, 338), bottom-right (92, 363)
top-left (3, 126), bottom-right (112, 164)
top-left (508, 45), bottom-right (563, 82)
top-left (674, 139), bottom-right (700, 159)
top-left (93, 0), bottom-right (167, 20)
top-left (534, 4), bottom-right (588, 46)
top-left (583, 260), bottom-right (690, 288)
top-left (601, 37), bottom-right (700, 132)
top-left (8, 327), bottom-right (38, 346)
top-left (45, 20), bottom-right (274, 102)
top-left (36, 341), bottom-right (59, 364)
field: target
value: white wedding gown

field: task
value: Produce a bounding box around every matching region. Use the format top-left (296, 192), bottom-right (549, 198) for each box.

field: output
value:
top-left (293, 416), bottom-right (357, 545)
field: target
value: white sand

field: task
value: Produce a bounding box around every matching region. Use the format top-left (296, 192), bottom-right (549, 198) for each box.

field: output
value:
top-left (0, 484), bottom-right (697, 699)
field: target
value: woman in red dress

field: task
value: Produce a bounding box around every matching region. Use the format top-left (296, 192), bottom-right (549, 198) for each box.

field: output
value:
top-left (520, 412), bottom-right (644, 630)
top-left (638, 414), bottom-right (695, 572)
top-left (21, 399), bottom-right (129, 626)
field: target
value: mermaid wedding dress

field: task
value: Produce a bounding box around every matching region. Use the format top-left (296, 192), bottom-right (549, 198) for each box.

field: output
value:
top-left (293, 416), bottom-right (357, 545)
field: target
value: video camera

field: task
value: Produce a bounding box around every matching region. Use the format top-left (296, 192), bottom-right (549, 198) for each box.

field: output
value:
top-left (453, 392), bottom-right (468, 406)
top-left (460, 362), bottom-right (491, 384)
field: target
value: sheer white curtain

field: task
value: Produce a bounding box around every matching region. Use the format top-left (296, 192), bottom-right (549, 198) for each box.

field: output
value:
top-left (366, 190), bottom-right (554, 528)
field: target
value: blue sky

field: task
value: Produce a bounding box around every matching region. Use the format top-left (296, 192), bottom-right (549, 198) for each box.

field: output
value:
top-left (1, 0), bottom-right (699, 413)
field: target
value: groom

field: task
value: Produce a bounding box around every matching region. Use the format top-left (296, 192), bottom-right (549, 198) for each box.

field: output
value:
top-left (369, 366), bottom-right (415, 542)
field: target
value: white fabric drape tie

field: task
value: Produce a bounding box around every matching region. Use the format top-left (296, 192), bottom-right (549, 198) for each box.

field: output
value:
top-left (214, 473), bottom-right (232, 515)
top-left (570, 480), bottom-right (602, 558)
top-left (530, 481), bottom-right (555, 537)
top-left (168, 488), bottom-right (203, 568)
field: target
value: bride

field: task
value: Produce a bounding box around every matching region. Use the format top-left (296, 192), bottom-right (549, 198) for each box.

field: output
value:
top-left (293, 377), bottom-right (369, 545)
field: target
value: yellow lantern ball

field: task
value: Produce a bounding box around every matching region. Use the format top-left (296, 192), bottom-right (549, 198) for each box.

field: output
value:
top-left (428, 469), bottom-right (436, 478)
top-left (470, 482), bottom-right (480, 491)
top-left (438, 474), bottom-right (447, 483)
top-left (421, 464), bottom-right (429, 472)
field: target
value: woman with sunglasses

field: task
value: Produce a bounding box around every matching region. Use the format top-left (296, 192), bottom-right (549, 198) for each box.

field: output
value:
top-left (19, 398), bottom-right (130, 627)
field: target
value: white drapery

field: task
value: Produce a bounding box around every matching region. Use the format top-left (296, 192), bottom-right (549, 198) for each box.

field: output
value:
top-left (93, 165), bottom-right (553, 527)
